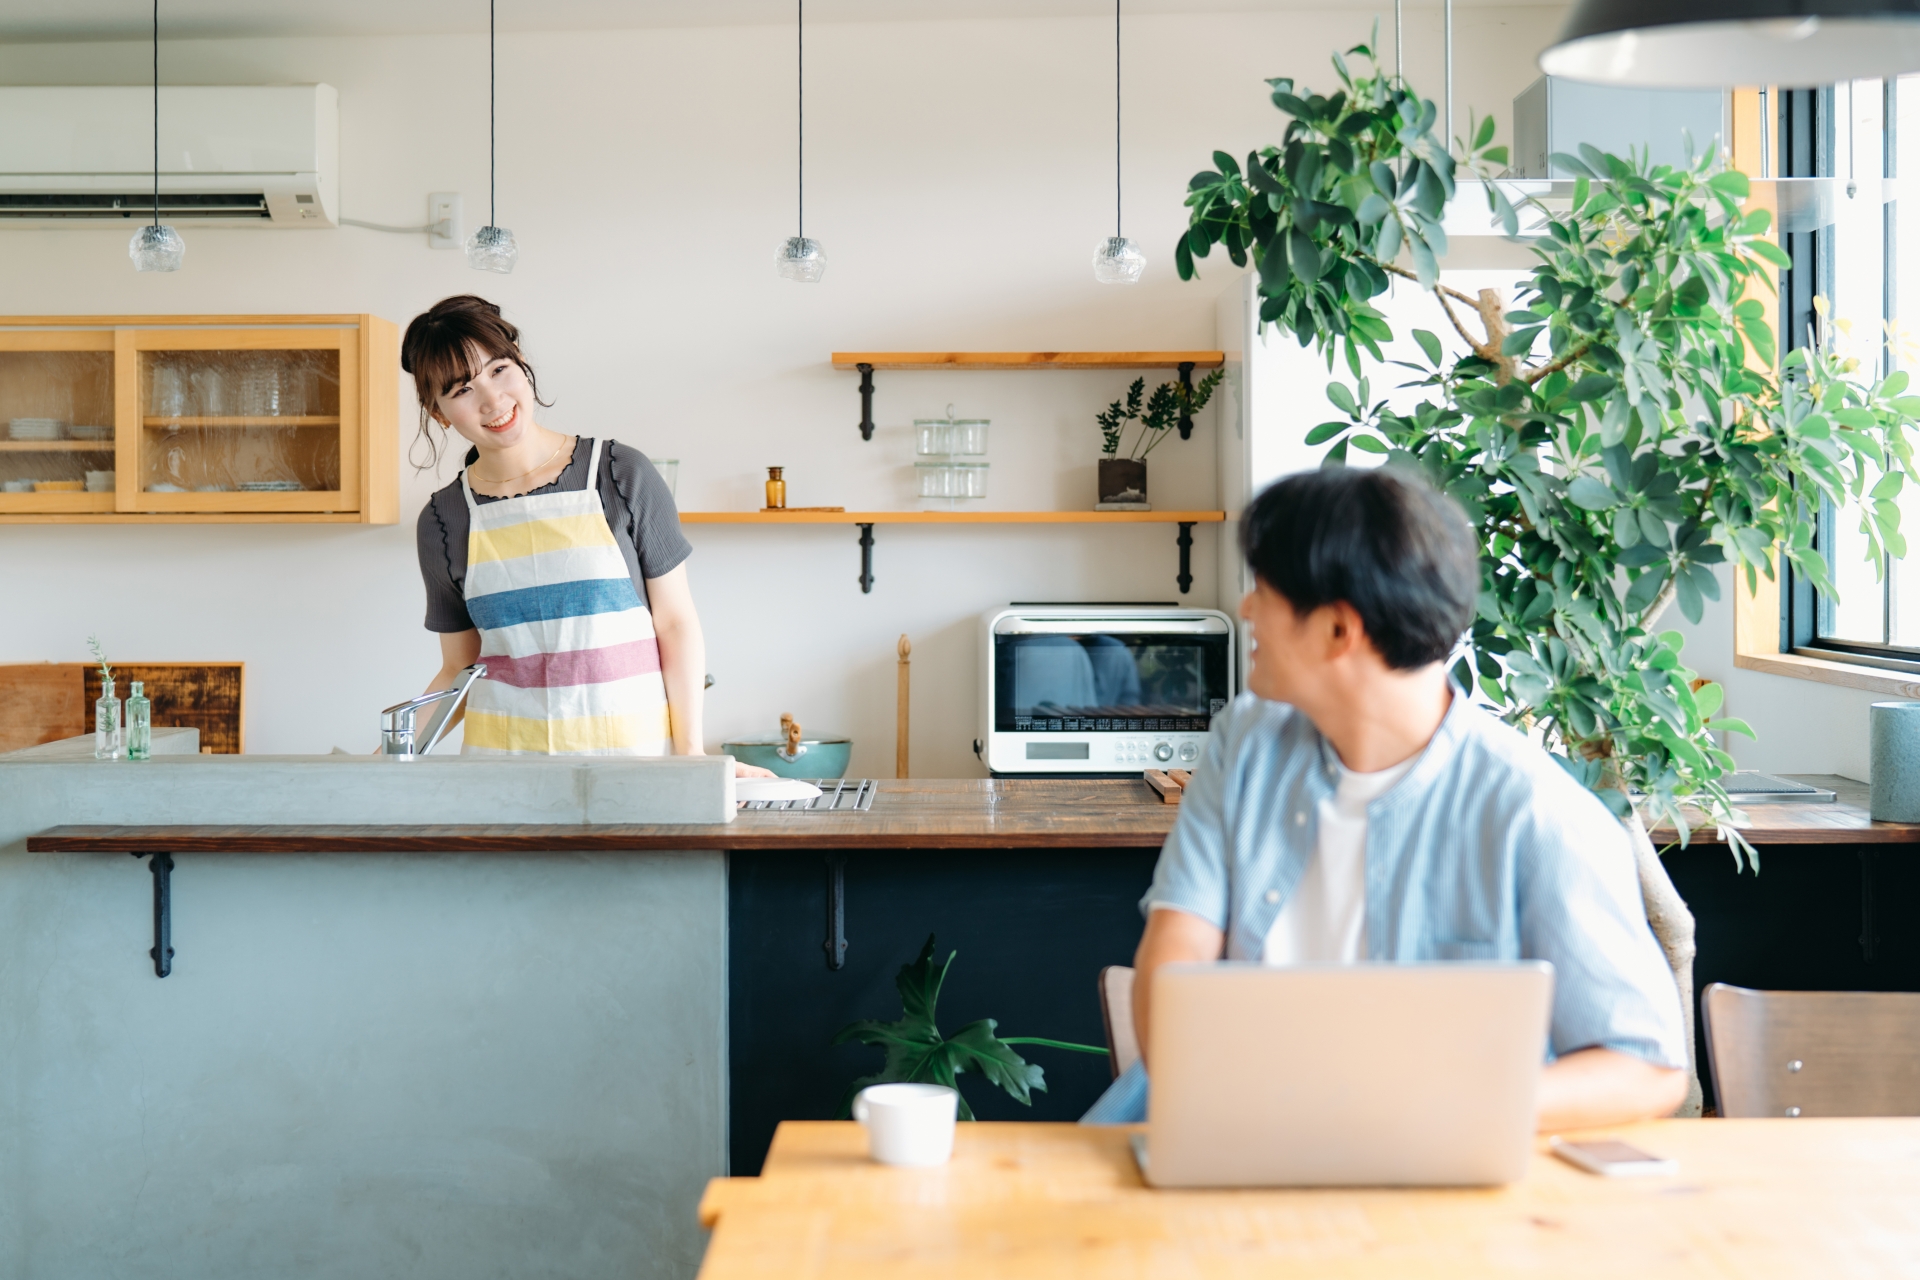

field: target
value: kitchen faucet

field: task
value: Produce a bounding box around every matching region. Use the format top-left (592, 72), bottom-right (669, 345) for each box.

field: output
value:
top-left (380, 663), bottom-right (486, 757)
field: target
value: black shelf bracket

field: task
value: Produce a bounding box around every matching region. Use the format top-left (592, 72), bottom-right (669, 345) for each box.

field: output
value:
top-left (133, 852), bottom-right (175, 978)
top-left (857, 523), bottom-right (876, 593)
top-left (824, 854), bottom-right (848, 970)
top-left (856, 363), bottom-right (876, 441)
top-left (1176, 522), bottom-right (1196, 594)
top-left (1176, 361), bottom-right (1197, 439)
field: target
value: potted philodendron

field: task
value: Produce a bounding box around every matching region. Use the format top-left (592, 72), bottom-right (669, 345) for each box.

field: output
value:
top-left (1095, 372), bottom-right (1224, 509)
top-left (1173, 40), bottom-right (1919, 1112)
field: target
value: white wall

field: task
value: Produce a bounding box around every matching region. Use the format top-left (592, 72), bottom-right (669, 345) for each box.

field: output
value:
top-left (0, 8), bottom-right (1565, 775)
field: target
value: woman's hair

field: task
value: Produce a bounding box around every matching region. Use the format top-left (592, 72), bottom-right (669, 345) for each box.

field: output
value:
top-left (399, 295), bottom-right (552, 471)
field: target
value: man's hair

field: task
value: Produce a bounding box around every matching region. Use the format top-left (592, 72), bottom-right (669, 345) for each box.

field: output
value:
top-left (1240, 466), bottom-right (1479, 670)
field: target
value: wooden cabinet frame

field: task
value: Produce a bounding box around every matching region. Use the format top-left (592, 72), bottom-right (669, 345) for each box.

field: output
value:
top-left (0, 314), bottom-right (397, 525)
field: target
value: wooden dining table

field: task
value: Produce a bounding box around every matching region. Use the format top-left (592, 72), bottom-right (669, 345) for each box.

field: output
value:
top-left (695, 1118), bottom-right (1920, 1278)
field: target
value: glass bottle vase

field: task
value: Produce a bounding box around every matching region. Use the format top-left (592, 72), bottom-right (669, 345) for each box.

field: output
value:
top-left (94, 678), bottom-right (123, 759)
top-left (126, 680), bottom-right (152, 761)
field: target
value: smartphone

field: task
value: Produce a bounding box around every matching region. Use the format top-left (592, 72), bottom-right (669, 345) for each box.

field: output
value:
top-left (1548, 1136), bottom-right (1678, 1177)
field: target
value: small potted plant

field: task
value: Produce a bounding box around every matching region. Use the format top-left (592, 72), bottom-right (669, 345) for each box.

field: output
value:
top-left (1095, 372), bottom-right (1223, 509)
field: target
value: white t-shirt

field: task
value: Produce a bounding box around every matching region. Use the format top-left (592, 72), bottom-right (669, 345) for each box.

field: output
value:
top-left (1260, 756), bottom-right (1416, 965)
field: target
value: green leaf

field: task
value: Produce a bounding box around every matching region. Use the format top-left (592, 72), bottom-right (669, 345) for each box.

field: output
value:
top-left (1413, 329), bottom-right (1444, 366)
top-left (1474, 114), bottom-right (1496, 149)
top-left (1348, 434), bottom-right (1389, 453)
top-left (1326, 381), bottom-right (1358, 415)
top-left (1747, 239), bottom-right (1792, 269)
top-left (1567, 475), bottom-right (1616, 511)
top-left (1707, 170), bottom-right (1750, 199)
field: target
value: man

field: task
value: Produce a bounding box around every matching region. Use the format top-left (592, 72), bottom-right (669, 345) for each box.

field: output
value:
top-left (1086, 466), bottom-right (1687, 1130)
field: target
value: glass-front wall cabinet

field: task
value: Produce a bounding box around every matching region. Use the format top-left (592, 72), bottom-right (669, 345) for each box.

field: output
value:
top-left (0, 316), bottom-right (396, 524)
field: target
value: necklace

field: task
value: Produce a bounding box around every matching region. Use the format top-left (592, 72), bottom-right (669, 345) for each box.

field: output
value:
top-left (476, 433), bottom-right (570, 489)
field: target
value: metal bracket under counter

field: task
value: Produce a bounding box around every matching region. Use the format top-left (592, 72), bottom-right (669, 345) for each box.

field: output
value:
top-left (133, 851), bottom-right (175, 977)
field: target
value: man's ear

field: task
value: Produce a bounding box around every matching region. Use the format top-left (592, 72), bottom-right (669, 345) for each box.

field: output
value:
top-left (1323, 601), bottom-right (1368, 661)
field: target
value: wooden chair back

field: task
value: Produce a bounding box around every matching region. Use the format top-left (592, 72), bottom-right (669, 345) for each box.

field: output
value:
top-left (0, 662), bottom-right (245, 754)
top-left (1098, 965), bottom-right (1139, 1080)
top-left (1703, 983), bottom-right (1920, 1118)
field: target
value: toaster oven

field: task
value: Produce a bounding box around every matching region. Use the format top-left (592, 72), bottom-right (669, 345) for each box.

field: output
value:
top-left (979, 606), bottom-right (1236, 776)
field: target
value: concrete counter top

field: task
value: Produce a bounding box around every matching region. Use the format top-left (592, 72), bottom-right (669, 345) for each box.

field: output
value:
top-left (0, 752), bottom-right (736, 855)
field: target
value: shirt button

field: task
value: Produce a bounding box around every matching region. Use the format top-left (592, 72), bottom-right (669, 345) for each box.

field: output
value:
top-left (1264, 889), bottom-right (1280, 904)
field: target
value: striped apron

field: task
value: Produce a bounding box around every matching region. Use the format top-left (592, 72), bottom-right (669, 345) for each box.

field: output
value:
top-left (459, 437), bottom-right (671, 755)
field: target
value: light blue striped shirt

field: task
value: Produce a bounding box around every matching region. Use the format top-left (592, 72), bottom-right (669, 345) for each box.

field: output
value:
top-left (1083, 689), bottom-right (1685, 1124)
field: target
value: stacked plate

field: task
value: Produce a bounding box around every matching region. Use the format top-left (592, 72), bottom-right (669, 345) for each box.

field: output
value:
top-left (8, 418), bottom-right (65, 441)
top-left (239, 480), bottom-right (303, 492)
top-left (67, 424), bottom-right (111, 441)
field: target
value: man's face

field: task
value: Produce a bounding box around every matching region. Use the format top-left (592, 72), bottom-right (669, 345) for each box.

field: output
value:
top-left (1240, 578), bottom-right (1330, 706)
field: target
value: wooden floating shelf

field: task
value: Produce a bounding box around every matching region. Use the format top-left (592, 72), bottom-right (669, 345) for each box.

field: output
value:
top-left (0, 440), bottom-right (115, 452)
top-left (830, 351), bottom-right (1225, 371)
top-left (679, 510), bottom-right (1225, 525)
top-left (142, 416), bottom-right (341, 428)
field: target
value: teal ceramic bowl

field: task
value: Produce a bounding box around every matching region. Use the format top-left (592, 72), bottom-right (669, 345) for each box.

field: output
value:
top-left (722, 736), bottom-right (852, 780)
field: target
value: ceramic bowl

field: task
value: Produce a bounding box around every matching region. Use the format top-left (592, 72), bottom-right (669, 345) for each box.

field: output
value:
top-left (721, 736), bottom-right (853, 780)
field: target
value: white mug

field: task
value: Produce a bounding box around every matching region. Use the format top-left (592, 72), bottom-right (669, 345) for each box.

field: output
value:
top-left (852, 1083), bottom-right (958, 1167)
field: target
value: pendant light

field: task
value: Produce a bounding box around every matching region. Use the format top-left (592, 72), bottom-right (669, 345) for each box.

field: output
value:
top-left (1541, 0), bottom-right (1920, 88)
top-left (129, 0), bottom-right (183, 272)
top-left (466, 0), bottom-right (518, 273)
top-left (776, 0), bottom-right (826, 281)
top-left (1092, 0), bottom-right (1143, 284)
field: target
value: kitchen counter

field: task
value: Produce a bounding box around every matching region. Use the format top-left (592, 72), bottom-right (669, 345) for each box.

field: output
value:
top-left (28, 778), bottom-right (1179, 852)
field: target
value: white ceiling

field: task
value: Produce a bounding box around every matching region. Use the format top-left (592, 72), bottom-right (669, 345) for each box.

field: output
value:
top-left (0, 0), bottom-right (1560, 44)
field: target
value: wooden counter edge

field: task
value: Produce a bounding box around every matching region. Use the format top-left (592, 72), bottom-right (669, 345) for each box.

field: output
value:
top-left (24, 823), bottom-right (1177, 853)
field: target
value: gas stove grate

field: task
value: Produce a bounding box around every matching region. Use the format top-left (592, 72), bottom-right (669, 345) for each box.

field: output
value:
top-left (740, 778), bottom-right (877, 812)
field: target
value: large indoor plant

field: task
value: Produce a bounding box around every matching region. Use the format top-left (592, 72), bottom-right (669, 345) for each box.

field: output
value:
top-left (1174, 42), bottom-right (1919, 1107)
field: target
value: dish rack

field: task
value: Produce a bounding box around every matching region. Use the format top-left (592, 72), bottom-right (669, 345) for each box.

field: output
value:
top-left (738, 778), bottom-right (877, 812)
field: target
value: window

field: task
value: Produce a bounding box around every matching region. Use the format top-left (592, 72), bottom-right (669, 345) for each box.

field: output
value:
top-left (1784, 78), bottom-right (1920, 672)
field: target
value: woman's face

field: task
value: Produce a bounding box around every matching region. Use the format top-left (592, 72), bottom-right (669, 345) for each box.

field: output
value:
top-left (432, 348), bottom-right (538, 452)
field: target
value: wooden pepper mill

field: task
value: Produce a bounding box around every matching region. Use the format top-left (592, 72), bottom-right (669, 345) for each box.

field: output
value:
top-left (896, 635), bottom-right (911, 779)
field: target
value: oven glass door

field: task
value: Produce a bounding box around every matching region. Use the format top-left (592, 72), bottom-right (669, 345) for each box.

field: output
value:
top-left (993, 631), bottom-right (1230, 733)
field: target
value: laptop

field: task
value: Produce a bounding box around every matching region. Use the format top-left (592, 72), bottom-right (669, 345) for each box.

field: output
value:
top-left (1138, 961), bottom-right (1554, 1188)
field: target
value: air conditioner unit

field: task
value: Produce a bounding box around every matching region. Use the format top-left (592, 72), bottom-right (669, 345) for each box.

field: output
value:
top-left (0, 85), bottom-right (337, 227)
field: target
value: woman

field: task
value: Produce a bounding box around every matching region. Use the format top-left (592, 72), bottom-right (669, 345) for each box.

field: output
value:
top-left (405, 294), bottom-right (762, 772)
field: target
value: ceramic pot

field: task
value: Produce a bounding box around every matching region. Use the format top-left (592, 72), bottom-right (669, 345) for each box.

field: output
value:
top-left (721, 736), bottom-right (852, 779)
top-left (1097, 457), bottom-right (1147, 507)
top-left (1870, 701), bottom-right (1920, 821)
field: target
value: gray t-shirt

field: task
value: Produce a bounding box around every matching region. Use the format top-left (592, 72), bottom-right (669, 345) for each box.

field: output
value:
top-left (416, 437), bottom-right (692, 634)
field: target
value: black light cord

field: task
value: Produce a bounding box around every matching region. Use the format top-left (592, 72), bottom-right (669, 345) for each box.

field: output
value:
top-left (797, 0), bottom-right (805, 239)
top-left (1113, 0), bottom-right (1121, 239)
top-left (151, 0), bottom-right (159, 227)
top-left (489, 0), bottom-right (496, 228)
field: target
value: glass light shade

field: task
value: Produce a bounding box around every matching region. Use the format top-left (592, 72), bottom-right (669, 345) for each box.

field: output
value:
top-left (1092, 236), bottom-right (1145, 285)
top-left (1541, 3), bottom-right (1920, 88)
top-left (775, 236), bottom-right (827, 282)
top-left (466, 225), bottom-right (518, 274)
top-left (128, 224), bottom-right (185, 272)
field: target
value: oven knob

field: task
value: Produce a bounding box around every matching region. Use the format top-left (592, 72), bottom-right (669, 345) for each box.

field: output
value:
top-left (1178, 741), bottom-right (1199, 763)
top-left (1154, 741), bottom-right (1174, 762)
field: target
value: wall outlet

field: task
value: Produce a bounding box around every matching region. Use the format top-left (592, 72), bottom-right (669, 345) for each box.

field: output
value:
top-left (429, 193), bottom-right (462, 250)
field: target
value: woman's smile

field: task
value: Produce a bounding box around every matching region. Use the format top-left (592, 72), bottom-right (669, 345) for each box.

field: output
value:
top-left (480, 403), bottom-right (519, 435)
